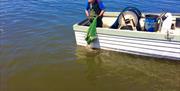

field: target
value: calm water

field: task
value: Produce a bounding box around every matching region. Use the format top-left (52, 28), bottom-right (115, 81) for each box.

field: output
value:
top-left (0, 0), bottom-right (180, 91)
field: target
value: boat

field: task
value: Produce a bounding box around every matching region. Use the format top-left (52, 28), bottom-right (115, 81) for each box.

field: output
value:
top-left (73, 7), bottom-right (180, 60)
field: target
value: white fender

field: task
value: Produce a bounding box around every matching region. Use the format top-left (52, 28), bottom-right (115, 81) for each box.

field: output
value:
top-left (160, 13), bottom-right (173, 34)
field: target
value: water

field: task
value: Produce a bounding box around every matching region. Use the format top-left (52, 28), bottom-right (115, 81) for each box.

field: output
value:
top-left (0, 0), bottom-right (180, 91)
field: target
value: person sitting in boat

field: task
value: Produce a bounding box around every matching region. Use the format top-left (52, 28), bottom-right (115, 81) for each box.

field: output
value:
top-left (85, 0), bottom-right (105, 27)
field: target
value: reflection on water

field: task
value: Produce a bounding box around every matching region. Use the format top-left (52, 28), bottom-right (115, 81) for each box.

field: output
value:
top-left (1, 45), bottom-right (179, 91)
top-left (76, 46), bottom-right (180, 91)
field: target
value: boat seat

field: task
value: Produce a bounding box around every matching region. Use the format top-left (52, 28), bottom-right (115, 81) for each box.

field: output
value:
top-left (176, 18), bottom-right (180, 28)
top-left (102, 17), bottom-right (117, 28)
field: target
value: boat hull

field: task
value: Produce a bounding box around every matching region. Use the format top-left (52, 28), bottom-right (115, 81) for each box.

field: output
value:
top-left (74, 29), bottom-right (180, 60)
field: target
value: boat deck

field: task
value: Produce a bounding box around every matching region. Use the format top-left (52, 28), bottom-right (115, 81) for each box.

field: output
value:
top-left (78, 12), bottom-right (180, 35)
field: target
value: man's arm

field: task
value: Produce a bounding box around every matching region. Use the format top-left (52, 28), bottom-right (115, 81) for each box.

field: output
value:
top-left (98, 0), bottom-right (105, 17)
top-left (85, 1), bottom-right (90, 17)
top-left (85, 10), bottom-right (89, 17)
top-left (98, 10), bottom-right (105, 17)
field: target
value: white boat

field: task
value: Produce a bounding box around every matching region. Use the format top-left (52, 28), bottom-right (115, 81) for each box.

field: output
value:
top-left (73, 10), bottom-right (180, 60)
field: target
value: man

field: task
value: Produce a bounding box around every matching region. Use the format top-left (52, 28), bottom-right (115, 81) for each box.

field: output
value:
top-left (85, 0), bottom-right (105, 27)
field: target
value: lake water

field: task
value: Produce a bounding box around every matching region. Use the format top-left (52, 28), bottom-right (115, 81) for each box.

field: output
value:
top-left (0, 0), bottom-right (180, 91)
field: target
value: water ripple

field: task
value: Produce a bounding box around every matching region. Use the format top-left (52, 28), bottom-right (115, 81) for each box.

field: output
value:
top-left (0, 0), bottom-right (180, 91)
